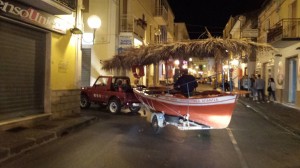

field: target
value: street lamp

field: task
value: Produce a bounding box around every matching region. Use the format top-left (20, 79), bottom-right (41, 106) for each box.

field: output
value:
top-left (87, 15), bottom-right (101, 44)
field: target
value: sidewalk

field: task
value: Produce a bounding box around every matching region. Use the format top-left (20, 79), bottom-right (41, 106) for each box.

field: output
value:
top-left (0, 114), bottom-right (98, 163)
top-left (238, 96), bottom-right (300, 136)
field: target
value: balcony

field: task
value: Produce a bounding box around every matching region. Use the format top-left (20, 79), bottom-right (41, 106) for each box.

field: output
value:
top-left (17, 0), bottom-right (75, 15)
top-left (120, 15), bottom-right (146, 39)
top-left (267, 18), bottom-right (300, 48)
top-left (154, 6), bottom-right (168, 25)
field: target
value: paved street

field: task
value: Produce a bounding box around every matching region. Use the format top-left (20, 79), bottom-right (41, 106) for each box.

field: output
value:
top-left (1, 100), bottom-right (300, 168)
top-left (1, 1), bottom-right (299, 168)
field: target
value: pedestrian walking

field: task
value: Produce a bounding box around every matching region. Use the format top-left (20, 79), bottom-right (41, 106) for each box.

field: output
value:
top-left (255, 74), bottom-right (265, 103)
top-left (267, 77), bottom-right (276, 103)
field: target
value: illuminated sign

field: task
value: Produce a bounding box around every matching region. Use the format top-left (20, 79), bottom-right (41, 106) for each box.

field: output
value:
top-left (0, 0), bottom-right (67, 34)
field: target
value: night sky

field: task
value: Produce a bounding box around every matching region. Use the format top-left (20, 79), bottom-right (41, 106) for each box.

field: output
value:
top-left (167, 0), bottom-right (266, 39)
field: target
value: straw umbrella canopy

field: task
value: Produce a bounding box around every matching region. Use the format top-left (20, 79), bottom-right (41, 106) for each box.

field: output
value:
top-left (102, 37), bottom-right (274, 70)
top-left (102, 54), bottom-right (124, 70)
top-left (102, 46), bottom-right (150, 70)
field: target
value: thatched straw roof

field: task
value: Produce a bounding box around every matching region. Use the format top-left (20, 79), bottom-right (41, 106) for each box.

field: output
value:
top-left (102, 37), bottom-right (274, 70)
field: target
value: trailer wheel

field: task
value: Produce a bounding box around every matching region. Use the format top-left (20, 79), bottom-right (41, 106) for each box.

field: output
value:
top-left (129, 105), bottom-right (141, 114)
top-left (151, 115), bottom-right (162, 134)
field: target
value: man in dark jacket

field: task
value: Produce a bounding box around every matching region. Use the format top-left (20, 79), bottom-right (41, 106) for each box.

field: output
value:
top-left (174, 69), bottom-right (198, 97)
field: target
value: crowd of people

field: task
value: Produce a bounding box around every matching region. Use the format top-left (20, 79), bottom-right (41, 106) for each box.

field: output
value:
top-left (243, 74), bottom-right (277, 103)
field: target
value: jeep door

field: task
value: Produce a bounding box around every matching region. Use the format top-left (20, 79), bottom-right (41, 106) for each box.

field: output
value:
top-left (90, 76), bottom-right (111, 103)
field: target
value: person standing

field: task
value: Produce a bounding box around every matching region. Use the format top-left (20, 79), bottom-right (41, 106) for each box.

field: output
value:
top-left (224, 80), bottom-right (230, 91)
top-left (267, 77), bottom-right (276, 103)
top-left (255, 74), bottom-right (265, 103)
top-left (250, 74), bottom-right (257, 101)
top-left (241, 75), bottom-right (249, 91)
top-left (174, 69), bottom-right (198, 97)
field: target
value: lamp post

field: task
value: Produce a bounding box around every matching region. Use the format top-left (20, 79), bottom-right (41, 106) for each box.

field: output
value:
top-left (87, 15), bottom-right (101, 44)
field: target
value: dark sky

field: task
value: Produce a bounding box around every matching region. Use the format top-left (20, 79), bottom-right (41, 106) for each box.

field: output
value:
top-left (167, 0), bottom-right (265, 39)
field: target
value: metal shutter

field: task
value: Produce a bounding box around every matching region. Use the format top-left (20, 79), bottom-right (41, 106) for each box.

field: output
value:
top-left (81, 48), bottom-right (91, 86)
top-left (0, 20), bottom-right (45, 121)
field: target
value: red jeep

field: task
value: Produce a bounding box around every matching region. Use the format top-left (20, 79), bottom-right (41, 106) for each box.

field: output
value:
top-left (80, 76), bottom-right (141, 114)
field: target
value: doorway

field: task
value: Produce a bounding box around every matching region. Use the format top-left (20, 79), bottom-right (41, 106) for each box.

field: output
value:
top-left (81, 48), bottom-right (91, 87)
top-left (287, 57), bottom-right (297, 104)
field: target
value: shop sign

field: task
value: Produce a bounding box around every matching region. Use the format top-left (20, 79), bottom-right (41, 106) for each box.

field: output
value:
top-left (242, 29), bottom-right (258, 38)
top-left (119, 33), bottom-right (133, 48)
top-left (0, 0), bottom-right (66, 34)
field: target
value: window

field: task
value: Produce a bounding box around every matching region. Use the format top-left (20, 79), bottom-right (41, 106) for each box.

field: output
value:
top-left (95, 77), bottom-right (109, 86)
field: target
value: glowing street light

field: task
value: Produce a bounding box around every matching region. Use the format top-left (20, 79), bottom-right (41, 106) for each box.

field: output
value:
top-left (174, 60), bottom-right (180, 66)
top-left (231, 59), bottom-right (239, 66)
top-left (87, 15), bottom-right (101, 44)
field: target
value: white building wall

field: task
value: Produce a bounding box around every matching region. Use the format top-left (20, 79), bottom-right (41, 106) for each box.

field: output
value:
top-left (275, 43), bottom-right (300, 90)
top-left (257, 0), bottom-right (300, 106)
top-left (83, 0), bottom-right (119, 82)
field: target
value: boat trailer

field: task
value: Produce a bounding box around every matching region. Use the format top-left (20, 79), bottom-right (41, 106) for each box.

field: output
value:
top-left (150, 112), bottom-right (212, 134)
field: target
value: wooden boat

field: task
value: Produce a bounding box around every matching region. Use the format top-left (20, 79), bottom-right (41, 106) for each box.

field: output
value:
top-left (133, 86), bottom-right (238, 132)
top-left (101, 37), bottom-right (273, 132)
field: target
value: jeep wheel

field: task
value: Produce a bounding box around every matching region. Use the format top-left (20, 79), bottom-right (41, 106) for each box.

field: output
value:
top-left (80, 95), bottom-right (91, 109)
top-left (108, 99), bottom-right (121, 114)
top-left (129, 105), bottom-right (141, 114)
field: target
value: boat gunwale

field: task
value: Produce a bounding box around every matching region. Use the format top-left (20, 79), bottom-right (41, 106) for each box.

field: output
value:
top-left (133, 88), bottom-right (237, 106)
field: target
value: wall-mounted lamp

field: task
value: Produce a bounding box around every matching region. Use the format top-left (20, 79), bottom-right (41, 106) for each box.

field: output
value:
top-left (154, 29), bottom-right (161, 36)
top-left (70, 0), bottom-right (82, 34)
top-left (87, 15), bottom-right (101, 44)
top-left (154, 28), bottom-right (161, 43)
top-left (70, 27), bottom-right (83, 34)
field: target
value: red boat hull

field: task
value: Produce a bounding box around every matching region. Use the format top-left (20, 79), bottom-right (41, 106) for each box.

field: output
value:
top-left (134, 88), bottom-right (237, 129)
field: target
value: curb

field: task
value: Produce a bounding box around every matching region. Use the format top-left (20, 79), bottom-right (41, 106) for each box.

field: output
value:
top-left (0, 115), bottom-right (98, 164)
top-left (238, 99), bottom-right (300, 138)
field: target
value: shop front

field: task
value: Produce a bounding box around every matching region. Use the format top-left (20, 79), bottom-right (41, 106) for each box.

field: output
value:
top-left (0, 0), bottom-right (76, 128)
top-left (0, 19), bottom-right (48, 121)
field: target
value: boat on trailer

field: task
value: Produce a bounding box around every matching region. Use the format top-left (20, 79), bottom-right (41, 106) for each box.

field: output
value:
top-left (101, 37), bottom-right (272, 133)
top-left (133, 86), bottom-right (238, 133)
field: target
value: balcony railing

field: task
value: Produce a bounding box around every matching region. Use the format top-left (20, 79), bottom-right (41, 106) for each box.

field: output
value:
top-left (267, 18), bottom-right (300, 43)
top-left (155, 6), bottom-right (168, 21)
top-left (17, 0), bottom-right (75, 14)
top-left (120, 15), bottom-right (146, 39)
top-left (154, 6), bottom-right (168, 25)
top-left (53, 0), bottom-right (76, 10)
